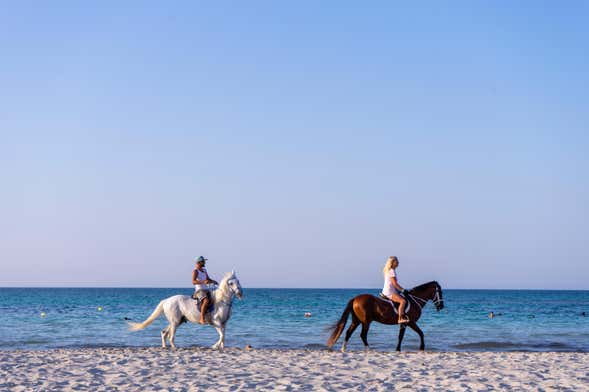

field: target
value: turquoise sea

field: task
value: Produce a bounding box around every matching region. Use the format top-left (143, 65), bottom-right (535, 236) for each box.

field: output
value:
top-left (1, 288), bottom-right (588, 352)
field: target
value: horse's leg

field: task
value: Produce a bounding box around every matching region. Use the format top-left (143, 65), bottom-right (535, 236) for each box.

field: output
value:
top-left (161, 326), bottom-right (170, 348)
top-left (408, 322), bottom-right (425, 350)
top-left (341, 316), bottom-right (360, 353)
top-left (219, 325), bottom-right (226, 350)
top-left (360, 322), bottom-right (371, 351)
top-left (396, 324), bottom-right (406, 352)
top-left (168, 323), bottom-right (178, 349)
top-left (212, 325), bottom-right (225, 350)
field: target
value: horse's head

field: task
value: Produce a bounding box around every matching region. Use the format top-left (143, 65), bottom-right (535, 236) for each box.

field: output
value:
top-left (432, 281), bottom-right (444, 311)
top-left (411, 281), bottom-right (444, 311)
top-left (225, 270), bottom-right (243, 300)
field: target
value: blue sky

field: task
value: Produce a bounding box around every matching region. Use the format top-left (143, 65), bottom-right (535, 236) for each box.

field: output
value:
top-left (1, 2), bottom-right (587, 288)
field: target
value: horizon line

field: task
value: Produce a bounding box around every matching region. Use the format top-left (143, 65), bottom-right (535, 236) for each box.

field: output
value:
top-left (1, 286), bottom-right (588, 291)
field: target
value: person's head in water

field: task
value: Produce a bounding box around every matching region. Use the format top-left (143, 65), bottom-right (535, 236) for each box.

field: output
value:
top-left (383, 256), bottom-right (399, 276)
top-left (489, 312), bottom-right (495, 318)
top-left (194, 256), bottom-right (207, 269)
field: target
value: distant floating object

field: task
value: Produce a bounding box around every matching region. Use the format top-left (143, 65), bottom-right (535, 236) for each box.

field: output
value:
top-left (40, 312), bottom-right (46, 318)
top-left (97, 307), bottom-right (103, 312)
top-left (245, 344), bottom-right (252, 351)
top-left (488, 312), bottom-right (494, 319)
top-left (304, 312), bottom-right (312, 318)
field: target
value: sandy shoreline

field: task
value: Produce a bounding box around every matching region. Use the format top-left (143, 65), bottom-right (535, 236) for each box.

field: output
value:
top-left (1, 348), bottom-right (587, 391)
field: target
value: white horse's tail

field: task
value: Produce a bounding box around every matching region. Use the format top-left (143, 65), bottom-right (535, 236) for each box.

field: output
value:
top-left (128, 301), bottom-right (165, 331)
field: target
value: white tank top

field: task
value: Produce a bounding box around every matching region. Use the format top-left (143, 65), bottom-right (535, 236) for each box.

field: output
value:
top-left (382, 268), bottom-right (399, 296)
top-left (194, 268), bottom-right (208, 291)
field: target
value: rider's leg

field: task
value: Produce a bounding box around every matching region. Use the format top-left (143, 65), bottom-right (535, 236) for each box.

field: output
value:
top-left (389, 293), bottom-right (408, 322)
top-left (199, 297), bottom-right (209, 324)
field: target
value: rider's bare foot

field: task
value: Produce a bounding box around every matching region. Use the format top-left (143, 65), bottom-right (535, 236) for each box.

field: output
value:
top-left (199, 320), bottom-right (206, 325)
top-left (398, 316), bottom-right (410, 324)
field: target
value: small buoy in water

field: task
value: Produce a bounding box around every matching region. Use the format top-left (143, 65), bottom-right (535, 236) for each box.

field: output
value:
top-left (304, 312), bottom-right (312, 318)
top-left (97, 306), bottom-right (103, 312)
top-left (40, 312), bottom-right (46, 318)
top-left (245, 344), bottom-right (252, 351)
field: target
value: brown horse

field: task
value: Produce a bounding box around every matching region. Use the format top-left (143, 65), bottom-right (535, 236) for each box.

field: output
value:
top-left (327, 281), bottom-right (444, 352)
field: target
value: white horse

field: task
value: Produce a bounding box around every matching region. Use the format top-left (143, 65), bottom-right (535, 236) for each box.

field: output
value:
top-left (128, 271), bottom-right (243, 349)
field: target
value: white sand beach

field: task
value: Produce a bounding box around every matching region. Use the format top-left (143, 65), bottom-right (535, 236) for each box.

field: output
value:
top-left (1, 348), bottom-right (587, 391)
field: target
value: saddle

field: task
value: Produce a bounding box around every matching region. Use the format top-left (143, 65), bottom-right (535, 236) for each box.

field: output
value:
top-left (378, 293), bottom-right (410, 315)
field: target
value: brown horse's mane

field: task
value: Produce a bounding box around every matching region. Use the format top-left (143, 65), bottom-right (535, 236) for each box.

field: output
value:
top-left (410, 281), bottom-right (439, 292)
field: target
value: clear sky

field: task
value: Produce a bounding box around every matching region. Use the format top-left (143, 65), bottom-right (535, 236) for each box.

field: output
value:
top-left (1, 2), bottom-right (588, 289)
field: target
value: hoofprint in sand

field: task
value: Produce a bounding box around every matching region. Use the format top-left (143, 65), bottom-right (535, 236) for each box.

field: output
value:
top-left (1, 348), bottom-right (587, 391)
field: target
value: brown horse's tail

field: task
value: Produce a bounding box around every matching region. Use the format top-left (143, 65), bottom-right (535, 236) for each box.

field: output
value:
top-left (326, 299), bottom-right (354, 348)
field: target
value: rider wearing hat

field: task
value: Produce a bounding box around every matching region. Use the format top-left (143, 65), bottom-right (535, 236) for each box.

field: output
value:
top-left (192, 256), bottom-right (218, 324)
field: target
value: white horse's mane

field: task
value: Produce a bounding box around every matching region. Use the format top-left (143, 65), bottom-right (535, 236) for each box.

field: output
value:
top-left (213, 271), bottom-right (236, 303)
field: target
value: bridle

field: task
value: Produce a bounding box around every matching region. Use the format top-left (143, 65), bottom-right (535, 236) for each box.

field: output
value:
top-left (408, 284), bottom-right (443, 311)
top-left (213, 279), bottom-right (241, 308)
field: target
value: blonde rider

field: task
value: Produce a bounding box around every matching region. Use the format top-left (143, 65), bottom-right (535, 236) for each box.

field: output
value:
top-left (382, 256), bottom-right (410, 324)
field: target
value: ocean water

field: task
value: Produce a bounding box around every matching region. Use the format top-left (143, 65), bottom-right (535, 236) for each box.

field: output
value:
top-left (0, 288), bottom-right (588, 352)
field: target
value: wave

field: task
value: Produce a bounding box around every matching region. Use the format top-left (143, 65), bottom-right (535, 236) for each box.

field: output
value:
top-left (453, 341), bottom-right (581, 351)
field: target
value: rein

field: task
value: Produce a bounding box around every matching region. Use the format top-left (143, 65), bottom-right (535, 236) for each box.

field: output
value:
top-left (214, 283), bottom-right (238, 311)
top-left (408, 284), bottom-right (442, 310)
top-left (408, 293), bottom-right (427, 310)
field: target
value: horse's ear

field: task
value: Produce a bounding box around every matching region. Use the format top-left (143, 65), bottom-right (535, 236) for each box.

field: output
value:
top-left (231, 269), bottom-right (235, 276)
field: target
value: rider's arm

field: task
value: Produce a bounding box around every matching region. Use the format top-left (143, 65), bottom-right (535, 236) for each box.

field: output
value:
top-left (205, 273), bottom-right (218, 285)
top-left (390, 276), bottom-right (404, 292)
